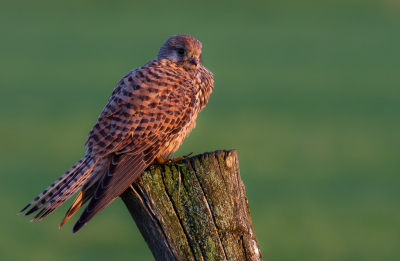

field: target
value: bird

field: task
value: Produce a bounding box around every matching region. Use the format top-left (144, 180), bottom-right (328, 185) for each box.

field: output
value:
top-left (18, 34), bottom-right (214, 233)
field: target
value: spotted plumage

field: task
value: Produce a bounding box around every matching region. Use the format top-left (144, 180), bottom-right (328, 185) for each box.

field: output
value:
top-left (19, 34), bottom-right (214, 233)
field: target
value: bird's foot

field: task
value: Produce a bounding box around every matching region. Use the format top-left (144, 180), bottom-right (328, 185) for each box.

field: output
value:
top-left (152, 153), bottom-right (193, 165)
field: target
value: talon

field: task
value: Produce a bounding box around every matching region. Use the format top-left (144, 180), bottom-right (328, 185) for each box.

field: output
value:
top-left (151, 153), bottom-right (193, 165)
top-left (151, 155), bottom-right (171, 165)
top-left (183, 152), bottom-right (193, 159)
top-left (171, 156), bottom-right (185, 163)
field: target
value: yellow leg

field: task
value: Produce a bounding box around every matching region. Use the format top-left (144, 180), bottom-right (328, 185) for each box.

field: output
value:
top-left (152, 155), bottom-right (172, 165)
top-left (151, 153), bottom-right (193, 165)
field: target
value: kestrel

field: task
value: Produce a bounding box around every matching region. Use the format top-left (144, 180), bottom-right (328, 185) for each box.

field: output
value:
top-left (19, 34), bottom-right (214, 233)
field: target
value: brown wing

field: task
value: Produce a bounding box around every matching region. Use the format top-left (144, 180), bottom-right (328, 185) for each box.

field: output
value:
top-left (86, 59), bottom-right (194, 157)
top-left (72, 59), bottom-right (196, 232)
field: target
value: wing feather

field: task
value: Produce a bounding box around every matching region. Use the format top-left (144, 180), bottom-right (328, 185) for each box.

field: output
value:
top-left (86, 60), bottom-right (194, 157)
top-left (72, 59), bottom-right (197, 232)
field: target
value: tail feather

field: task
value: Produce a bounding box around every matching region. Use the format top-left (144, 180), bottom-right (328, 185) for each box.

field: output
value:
top-left (57, 158), bottom-right (109, 227)
top-left (25, 169), bottom-right (82, 217)
top-left (72, 151), bottom-right (153, 233)
top-left (59, 182), bottom-right (98, 228)
top-left (18, 157), bottom-right (88, 215)
top-left (38, 157), bottom-right (109, 221)
top-left (35, 168), bottom-right (92, 221)
top-left (32, 176), bottom-right (85, 221)
top-left (29, 157), bottom-right (99, 221)
top-left (25, 157), bottom-right (90, 217)
top-left (79, 156), bottom-right (110, 191)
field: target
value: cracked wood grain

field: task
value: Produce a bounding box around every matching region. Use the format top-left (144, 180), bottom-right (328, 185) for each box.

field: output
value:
top-left (120, 149), bottom-right (263, 261)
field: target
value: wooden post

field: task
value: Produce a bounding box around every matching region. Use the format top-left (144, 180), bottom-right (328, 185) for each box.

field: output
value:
top-left (120, 149), bottom-right (263, 261)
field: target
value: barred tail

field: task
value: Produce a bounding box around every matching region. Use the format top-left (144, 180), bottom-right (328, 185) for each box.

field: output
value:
top-left (59, 182), bottom-right (98, 228)
top-left (18, 157), bottom-right (88, 215)
top-left (19, 156), bottom-right (98, 220)
top-left (58, 157), bottom-right (110, 227)
top-left (31, 158), bottom-right (98, 221)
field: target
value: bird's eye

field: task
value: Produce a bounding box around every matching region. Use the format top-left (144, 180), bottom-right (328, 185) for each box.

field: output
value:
top-left (177, 48), bottom-right (187, 56)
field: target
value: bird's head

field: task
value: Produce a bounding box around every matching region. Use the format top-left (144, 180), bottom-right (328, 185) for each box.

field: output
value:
top-left (157, 34), bottom-right (202, 70)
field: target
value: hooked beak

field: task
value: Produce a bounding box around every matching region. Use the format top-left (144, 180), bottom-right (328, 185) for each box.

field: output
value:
top-left (189, 56), bottom-right (199, 66)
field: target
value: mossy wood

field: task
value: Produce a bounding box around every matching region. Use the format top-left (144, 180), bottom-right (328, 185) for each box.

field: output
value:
top-left (120, 149), bottom-right (262, 261)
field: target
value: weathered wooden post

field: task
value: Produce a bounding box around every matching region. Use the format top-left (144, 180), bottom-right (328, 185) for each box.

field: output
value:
top-left (120, 149), bottom-right (262, 261)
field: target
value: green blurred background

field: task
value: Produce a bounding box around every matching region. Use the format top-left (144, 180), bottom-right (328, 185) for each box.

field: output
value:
top-left (1, 0), bottom-right (399, 260)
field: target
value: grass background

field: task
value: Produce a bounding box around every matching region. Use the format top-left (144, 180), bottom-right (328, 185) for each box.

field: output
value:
top-left (1, 0), bottom-right (399, 260)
